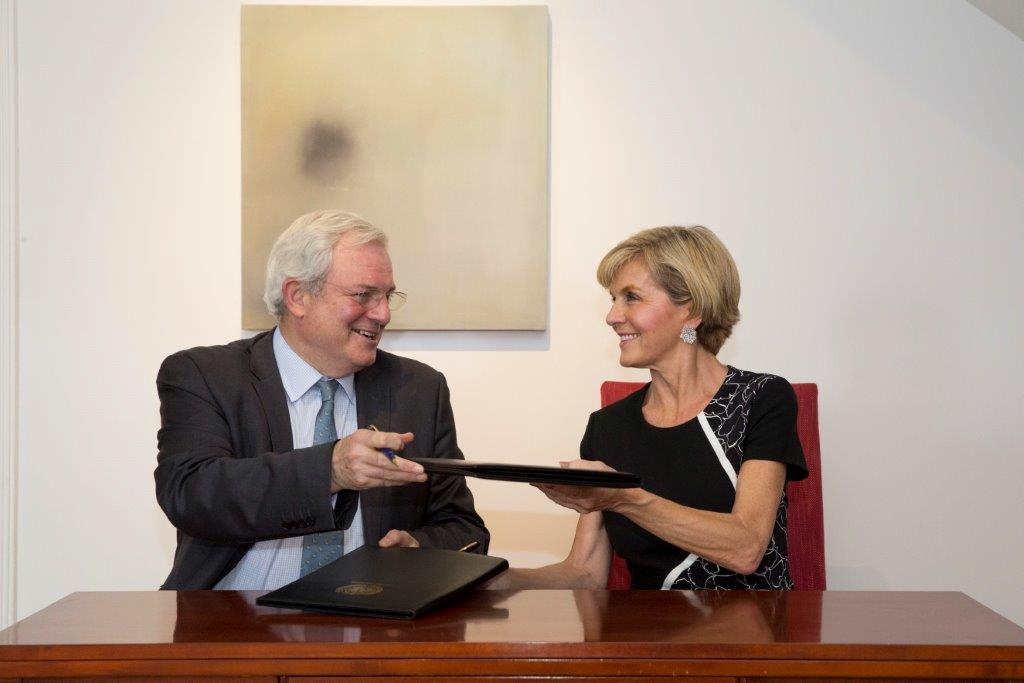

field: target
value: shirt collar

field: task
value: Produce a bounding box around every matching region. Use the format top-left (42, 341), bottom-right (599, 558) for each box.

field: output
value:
top-left (273, 327), bottom-right (356, 405)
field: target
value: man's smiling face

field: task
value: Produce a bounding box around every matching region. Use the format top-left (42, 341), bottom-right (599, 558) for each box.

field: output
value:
top-left (289, 233), bottom-right (396, 377)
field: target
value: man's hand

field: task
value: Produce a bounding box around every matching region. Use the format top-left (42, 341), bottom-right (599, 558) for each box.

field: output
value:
top-left (378, 529), bottom-right (421, 548)
top-left (330, 429), bottom-right (426, 492)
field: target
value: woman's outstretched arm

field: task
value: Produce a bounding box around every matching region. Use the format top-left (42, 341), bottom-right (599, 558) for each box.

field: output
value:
top-left (483, 511), bottom-right (612, 589)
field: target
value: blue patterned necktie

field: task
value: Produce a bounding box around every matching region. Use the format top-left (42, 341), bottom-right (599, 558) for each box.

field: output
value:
top-left (300, 378), bottom-right (344, 575)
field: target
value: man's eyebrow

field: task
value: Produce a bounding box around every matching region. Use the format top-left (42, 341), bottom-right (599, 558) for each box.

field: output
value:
top-left (351, 284), bottom-right (396, 292)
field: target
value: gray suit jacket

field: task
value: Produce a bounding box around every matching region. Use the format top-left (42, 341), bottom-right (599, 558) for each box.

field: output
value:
top-left (155, 330), bottom-right (489, 589)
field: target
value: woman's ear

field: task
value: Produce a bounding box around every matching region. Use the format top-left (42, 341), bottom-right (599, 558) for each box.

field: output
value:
top-left (678, 303), bottom-right (702, 343)
top-left (679, 302), bottom-right (701, 330)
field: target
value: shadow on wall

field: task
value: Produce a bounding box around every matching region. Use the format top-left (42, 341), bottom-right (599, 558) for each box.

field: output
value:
top-left (241, 328), bottom-right (553, 352)
top-left (384, 330), bottom-right (551, 353)
top-left (152, 511), bottom-right (178, 583)
top-left (827, 564), bottom-right (890, 590)
top-left (481, 509), bottom-right (580, 563)
top-left (784, 0), bottom-right (1024, 172)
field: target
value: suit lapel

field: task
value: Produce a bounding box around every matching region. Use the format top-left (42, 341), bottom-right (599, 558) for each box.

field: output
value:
top-left (249, 330), bottom-right (294, 452)
top-left (355, 356), bottom-right (391, 543)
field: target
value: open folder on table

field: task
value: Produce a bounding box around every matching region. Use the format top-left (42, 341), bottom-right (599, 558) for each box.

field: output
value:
top-left (407, 457), bottom-right (642, 488)
top-left (256, 546), bottom-right (507, 619)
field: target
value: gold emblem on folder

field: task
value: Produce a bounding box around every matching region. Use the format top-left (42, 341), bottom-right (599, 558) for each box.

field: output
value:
top-left (335, 581), bottom-right (384, 596)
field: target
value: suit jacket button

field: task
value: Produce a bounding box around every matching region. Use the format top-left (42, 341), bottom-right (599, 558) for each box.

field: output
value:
top-left (305, 515), bottom-right (314, 527)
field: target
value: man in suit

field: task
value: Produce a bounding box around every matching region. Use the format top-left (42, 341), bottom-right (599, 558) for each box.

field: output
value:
top-left (155, 210), bottom-right (489, 590)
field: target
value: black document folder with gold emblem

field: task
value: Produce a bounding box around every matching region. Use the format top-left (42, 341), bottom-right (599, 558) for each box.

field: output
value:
top-left (408, 457), bottom-right (642, 488)
top-left (256, 546), bottom-right (508, 619)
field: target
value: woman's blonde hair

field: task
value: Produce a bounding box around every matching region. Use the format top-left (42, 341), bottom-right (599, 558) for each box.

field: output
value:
top-left (596, 225), bottom-right (741, 354)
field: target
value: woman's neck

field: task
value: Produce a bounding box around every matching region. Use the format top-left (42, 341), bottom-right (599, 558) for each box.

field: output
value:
top-left (644, 348), bottom-right (728, 427)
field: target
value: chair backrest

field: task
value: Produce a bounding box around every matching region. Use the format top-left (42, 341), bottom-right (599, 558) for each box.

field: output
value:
top-left (599, 380), bottom-right (826, 590)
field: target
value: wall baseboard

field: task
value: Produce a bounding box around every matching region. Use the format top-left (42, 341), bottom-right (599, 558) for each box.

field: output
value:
top-left (0, 0), bottom-right (18, 630)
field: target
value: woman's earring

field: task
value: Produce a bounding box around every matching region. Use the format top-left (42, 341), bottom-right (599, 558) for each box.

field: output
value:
top-left (680, 326), bottom-right (697, 344)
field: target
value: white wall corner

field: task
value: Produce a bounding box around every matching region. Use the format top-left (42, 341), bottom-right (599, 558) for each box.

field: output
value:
top-left (0, 0), bottom-right (18, 630)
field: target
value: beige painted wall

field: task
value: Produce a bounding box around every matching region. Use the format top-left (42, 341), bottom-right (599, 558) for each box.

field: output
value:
top-left (15, 0), bottom-right (1024, 626)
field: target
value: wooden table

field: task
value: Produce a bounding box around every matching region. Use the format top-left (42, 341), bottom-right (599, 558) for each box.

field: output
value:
top-left (2, 589), bottom-right (1023, 681)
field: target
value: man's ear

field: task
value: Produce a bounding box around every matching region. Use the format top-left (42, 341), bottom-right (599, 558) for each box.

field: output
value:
top-left (281, 279), bottom-right (309, 318)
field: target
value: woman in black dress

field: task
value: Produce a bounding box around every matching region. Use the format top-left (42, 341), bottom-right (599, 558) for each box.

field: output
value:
top-left (494, 225), bottom-right (808, 590)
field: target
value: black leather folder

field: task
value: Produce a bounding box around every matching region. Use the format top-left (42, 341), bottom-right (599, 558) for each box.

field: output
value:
top-left (408, 457), bottom-right (642, 488)
top-left (256, 546), bottom-right (508, 619)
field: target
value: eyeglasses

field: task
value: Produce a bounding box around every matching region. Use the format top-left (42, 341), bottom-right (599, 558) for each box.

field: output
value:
top-left (323, 281), bottom-right (408, 311)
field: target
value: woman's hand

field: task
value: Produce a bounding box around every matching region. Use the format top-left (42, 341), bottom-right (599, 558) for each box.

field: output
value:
top-left (533, 459), bottom-right (640, 514)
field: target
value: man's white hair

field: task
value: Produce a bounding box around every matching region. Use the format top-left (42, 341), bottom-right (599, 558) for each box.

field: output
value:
top-left (263, 210), bottom-right (387, 319)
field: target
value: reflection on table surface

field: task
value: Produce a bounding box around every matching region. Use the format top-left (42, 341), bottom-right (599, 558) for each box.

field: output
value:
top-left (2, 589), bottom-right (1023, 648)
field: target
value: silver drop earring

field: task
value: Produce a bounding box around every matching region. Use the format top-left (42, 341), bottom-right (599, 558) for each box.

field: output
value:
top-left (680, 326), bottom-right (697, 344)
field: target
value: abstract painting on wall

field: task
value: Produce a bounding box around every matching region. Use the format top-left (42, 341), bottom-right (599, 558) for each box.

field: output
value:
top-left (241, 6), bottom-right (550, 330)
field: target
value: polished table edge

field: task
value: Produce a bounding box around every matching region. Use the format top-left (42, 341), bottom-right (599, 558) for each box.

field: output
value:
top-left (2, 589), bottom-right (1023, 666)
top-left (2, 657), bottom-right (1024, 681)
top-left (3, 641), bottom-right (1024, 662)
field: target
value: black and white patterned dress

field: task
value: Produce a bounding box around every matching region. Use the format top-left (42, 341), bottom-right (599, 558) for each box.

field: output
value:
top-left (581, 367), bottom-right (808, 590)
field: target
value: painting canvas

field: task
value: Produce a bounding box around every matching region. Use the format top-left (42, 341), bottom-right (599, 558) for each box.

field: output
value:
top-left (241, 6), bottom-right (550, 330)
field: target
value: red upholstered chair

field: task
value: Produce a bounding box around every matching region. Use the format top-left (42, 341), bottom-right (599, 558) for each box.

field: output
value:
top-left (599, 380), bottom-right (826, 590)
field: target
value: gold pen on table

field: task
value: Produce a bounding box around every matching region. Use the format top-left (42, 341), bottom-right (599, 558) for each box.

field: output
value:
top-left (458, 541), bottom-right (480, 553)
top-left (367, 424), bottom-right (399, 466)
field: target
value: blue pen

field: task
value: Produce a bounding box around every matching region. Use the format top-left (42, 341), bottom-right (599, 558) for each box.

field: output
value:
top-left (368, 425), bottom-right (398, 466)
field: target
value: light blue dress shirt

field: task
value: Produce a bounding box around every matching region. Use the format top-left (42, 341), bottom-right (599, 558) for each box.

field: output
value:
top-left (215, 328), bottom-right (365, 590)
